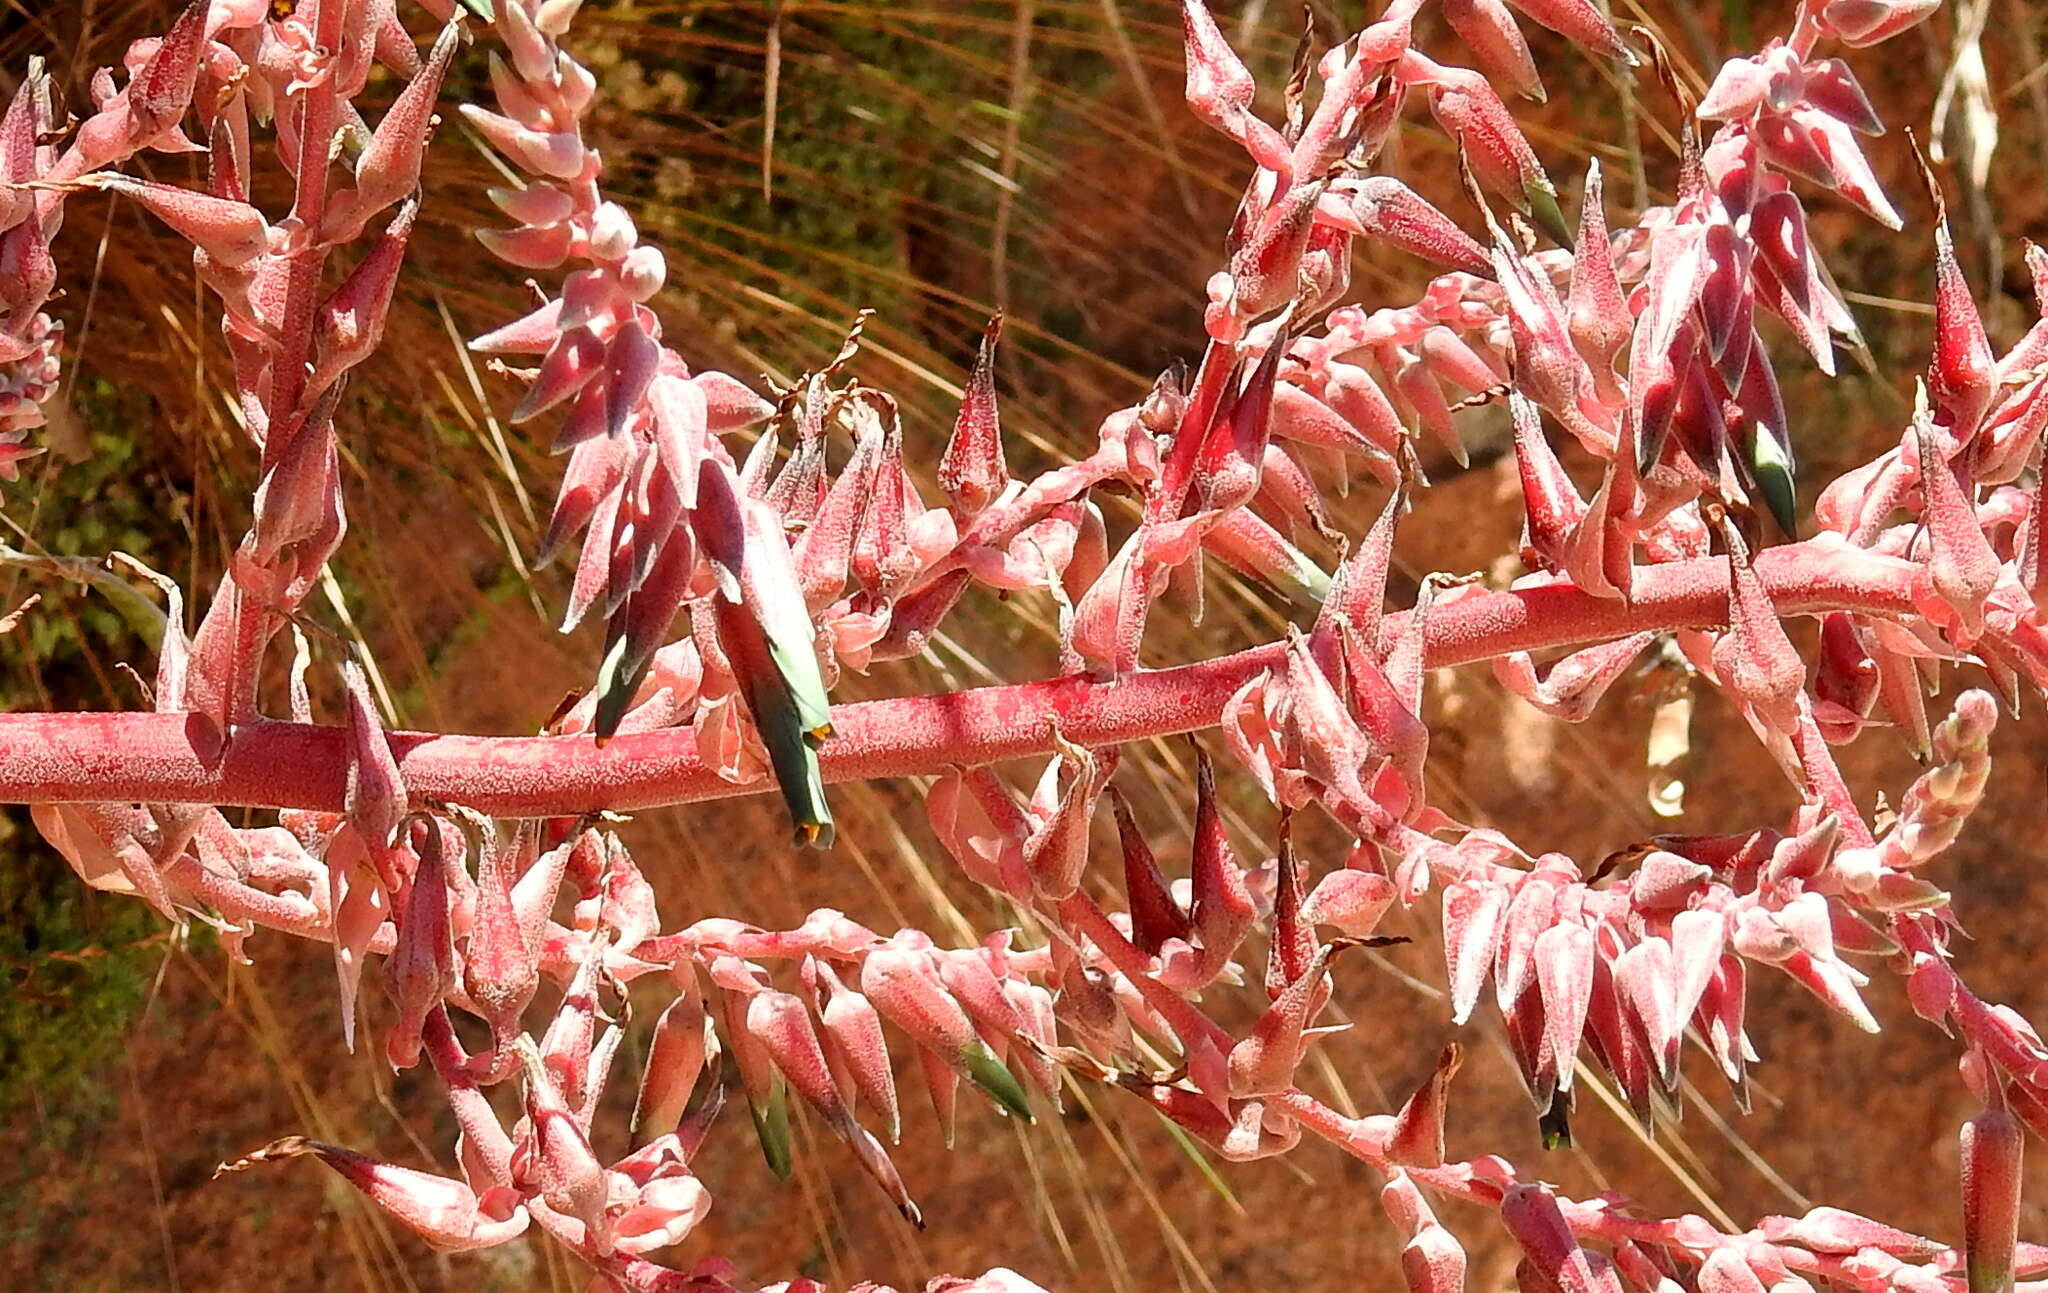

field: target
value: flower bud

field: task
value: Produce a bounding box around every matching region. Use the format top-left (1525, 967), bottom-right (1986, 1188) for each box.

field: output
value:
top-left (215, 1137), bottom-right (528, 1252)
top-left (587, 200), bottom-right (638, 261)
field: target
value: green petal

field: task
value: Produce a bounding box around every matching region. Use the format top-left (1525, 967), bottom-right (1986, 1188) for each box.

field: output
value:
top-left (749, 1080), bottom-right (793, 1180)
top-left (961, 1042), bottom-right (1035, 1124)
top-left (738, 646), bottom-right (836, 849)
top-left (1748, 429), bottom-right (1799, 537)
top-left (591, 625), bottom-right (646, 742)
top-left (1524, 177), bottom-right (1572, 247)
top-left (1539, 1088), bottom-right (1573, 1151)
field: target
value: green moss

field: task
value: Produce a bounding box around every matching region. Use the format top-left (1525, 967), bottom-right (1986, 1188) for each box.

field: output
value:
top-left (0, 808), bottom-right (160, 1131)
top-left (0, 376), bottom-right (188, 1134)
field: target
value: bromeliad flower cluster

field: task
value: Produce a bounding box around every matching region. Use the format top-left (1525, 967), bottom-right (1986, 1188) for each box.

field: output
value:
top-left (5, 0), bottom-right (2048, 1288)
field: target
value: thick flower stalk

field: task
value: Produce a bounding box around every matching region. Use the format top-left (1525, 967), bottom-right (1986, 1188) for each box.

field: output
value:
top-left (10, 0), bottom-right (2048, 1288)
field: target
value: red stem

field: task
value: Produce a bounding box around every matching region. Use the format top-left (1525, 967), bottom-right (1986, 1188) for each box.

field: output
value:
top-left (0, 541), bottom-right (1917, 814)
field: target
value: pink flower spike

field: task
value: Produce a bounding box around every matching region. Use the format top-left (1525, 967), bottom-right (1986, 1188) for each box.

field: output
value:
top-left (1920, 167), bottom-right (1996, 442)
top-left (538, 430), bottom-right (627, 567)
top-left (1564, 167), bottom-right (1630, 399)
top-left (125, 1), bottom-right (209, 144)
top-left (1180, 0), bottom-right (1255, 140)
top-left (513, 1036), bottom-right (613, 1254)
top-left (458, 103), bottom-right (586, 182)
top-left (1331, 178), bottom-right (1491, 276)
top-left (384, 822), bottom-right (456, 1070)
top-left (1188, 746), bottom-right (1259, 984)
top-left (1392, 348), bottom-right (1465, 467)
top-left (331, 17), bottom-right (460, 239)
top-left (805, 957), bottom-right (902, 1143)
top-left (1696, 1249), bottom-right (1769, 1293)
top-left (1315, 482), bottom-right (1402, 654)
top-left (1229, 184), bottom-right (1323, 318)
top-left (1803, 59), bottom-right (1885, 136)
top-left (724, 975), bottom-right (794, 1180)
top-left (1108, 784), bottom-right (1191, 956)
top-left (1314, 363), bottom-right (1407, 462)
top-left (1430, 68), bottom-right (1569, 245)
top-left (0, 64), bottom-right (47, 233)
top-left (747, 988), bottom-right (851, 1123)
top-left (1226, 938), bottom-right (1345, 1097)
top-left (1303, 868), bottom-right (1396, 939)
top-left (1962, 1104), bottom-right (2024, 1293)
top-left (926, 767), bottom-right (1029, 897)
top-left (1694, 952), bottom-right (1753, 1094)
top-left (646, 372), bottom-right (710, 508)
top-left (539, 936), bottom-right (607, 1112)
top-left (1698, 218), bottom-right (1755, 372)
top-left (1795, 106), bottom-right (1903, 230)
top-left (1912, 401), bottom-right (2000, 643)
top-left (1508, 393), bottom-right (1588, 574)
top-left (1444, 0), bottom-right (1545, 102)
top-left (1332, 619), bottom-right (1429, 820)
top-left (1614, 936), bottom-right (1682, 1091)
top-left (1493, 632), bottom-right (1655, 723)
top-left (1499, 1183), bottom-right (1602, 1293)
top-left (938, 313), bottom-right (1009, 517)
top-left (1535, 921), bottom-right (1595, 1094)
top-left (1180, 0), bottom-right (1288, 169)
top-left (1732, 339), bottom-right (1798, 535)
top-left (1697, 57), bottom-right (1772, 122)
top-left (1020, 730), bottom-right (1110, 902)
top-left (1443, 878), bottom-right (1510, 1025)
top-left (937, 948), bottom-right (1026, 1057)
top-left (632, 977), bottom-right (715, 1142)
top-left (309, 198), bottom-right (417, 397)
top-left (1254, 442), bottom-right (1336, 540)
top-left (919, 1044), bottom-right (961, 1147)
top-left (603, 317), bottom-right (663, 442)
top-left (797, 406), bottom-right (882, 605)
top-left (1504, 0), bottom-right (1633, 61)
top-left (1824, 0), bottom-right (1941, 47)
top-left (1853, 619), bottom-right (1934, 760)
top-left (694, 370), bottom-right (776, 432)
top-left (469, 296), bottom-right (565, 357)
top-left (1748, 190), bottom-right (1837, 376)
top-left (1632, 210), bottom-right (1710, 468)
top-left (214, 1138), bottom-right (528, 1252)
top-left (1387, 1043), bottom-right (1461, 1168)
top-left (1267, 821), bottom-right (1315, 993)
top-left (1709, 512), bottom-right (1804, 733)
top-left (1768, 1207), bottom-right (1942, 1258)
top-left (1490, 231), bottom-right (1601, 450)
top-left (1383, 1172), bottom-right (1468, 1293)
top-left (1196, 339), bottom-right (1287, 514)
top-left (610, 1173), bottom-right (714, 1256)
top-left (1420, 326), bottom-right (1507, 395)
top-left (342, 660), bottom-right (406, 875)
top-left (474, 220), bottom-right (575, 270)
top-left (862, 945), bottom-right (1033, 1122)
top-left (1400, 1218), bottom-right (1469, 1293)
top-left (461, 812), bottom-right (539, 1044)
top-left (419, 1008), bottom-right (515, 1196)
top-left (1494, 865), bottom-right (1560, 1010)
top-left (514, 325), bottom-right (607, 424)
top-left (73, 174), bottom-right (270, 267)
top-left (326, 833), bottom-right (389, 1054)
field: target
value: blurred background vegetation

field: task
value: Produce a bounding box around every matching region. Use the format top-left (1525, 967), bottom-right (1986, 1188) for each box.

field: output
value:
top-left (3, 2), bottom-right (2047, 1289)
